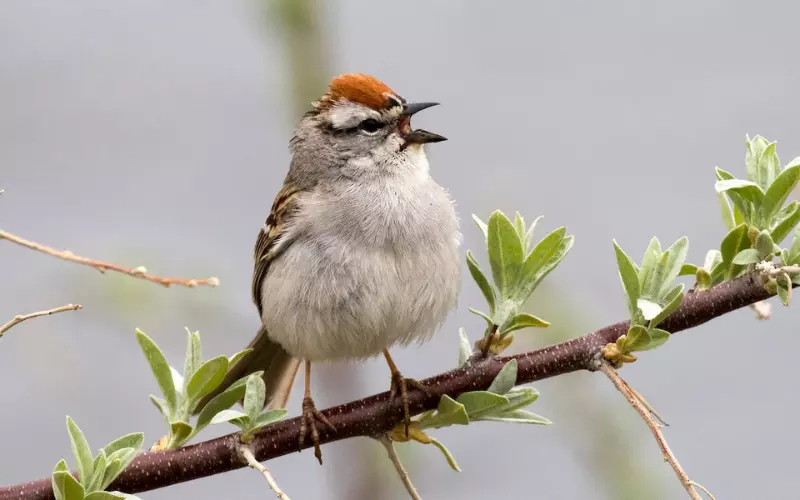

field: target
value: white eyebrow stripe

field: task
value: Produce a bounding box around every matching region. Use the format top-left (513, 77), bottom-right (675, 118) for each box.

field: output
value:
top-left (328, 101), bottom-right (382, 129)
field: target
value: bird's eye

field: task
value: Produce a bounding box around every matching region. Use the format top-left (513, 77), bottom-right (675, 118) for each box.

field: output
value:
top-left (358, 118), bottom-right (380, 134)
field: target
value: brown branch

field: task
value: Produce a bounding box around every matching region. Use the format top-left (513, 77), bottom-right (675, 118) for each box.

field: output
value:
top-left (377, 435), bottom-right (421, 500)
top-left (597, 359), bottom-right (708, 500)
top-left (0, 230), bottom-right (219, 288)
top-left (0, 272), bottom-right (776, 500)
top-left (0, 304), bottom-right (82, 340)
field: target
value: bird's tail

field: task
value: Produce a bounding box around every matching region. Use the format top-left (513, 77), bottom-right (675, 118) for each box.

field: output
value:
top-left (194, 326), bottom-right (300, 414)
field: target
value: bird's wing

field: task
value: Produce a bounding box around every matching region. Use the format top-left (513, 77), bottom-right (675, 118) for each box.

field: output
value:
top-left (251, 184), bottom-right (303, 315)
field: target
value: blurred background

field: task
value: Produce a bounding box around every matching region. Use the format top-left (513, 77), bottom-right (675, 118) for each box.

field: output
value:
top-left (2, 1), bottom-right (800, 498)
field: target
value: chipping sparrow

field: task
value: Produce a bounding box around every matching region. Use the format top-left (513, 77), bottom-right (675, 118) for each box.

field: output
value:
top-left (199, 73), bottom-right (461, 463)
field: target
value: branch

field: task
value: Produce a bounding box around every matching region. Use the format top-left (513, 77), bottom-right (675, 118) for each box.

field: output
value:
top-left (0, 230), bottom-right (219, 288)
top-left (596, 359), bottom-right (710, 500)
top-left (238, 445), bottom-right (290, 500)
top-left (0, 272), bottom-right (776, 499)
top-left (377, 435), bottom-right (422, 500)
top-left (0, 304), bottom-right (82, 340)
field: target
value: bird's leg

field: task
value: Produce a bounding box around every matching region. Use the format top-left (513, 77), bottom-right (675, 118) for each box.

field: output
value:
top-left (383, 349), bottom-right (431, 437)
top-left (298, 360), bottom-right (335, 465)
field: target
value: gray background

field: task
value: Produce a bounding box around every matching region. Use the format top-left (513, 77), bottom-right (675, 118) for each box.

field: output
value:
top-left (2, 1), bottom-right (799, 499)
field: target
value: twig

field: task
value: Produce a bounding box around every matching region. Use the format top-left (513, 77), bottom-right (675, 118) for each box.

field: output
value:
top-left (0, 304), bottom-right (82, 339)
top-left (238, 445), bottom-right (290, 500)
top-left (377, 435), bottom-right (422, 500)
top-left (0, 230), bottom-right (219, 288)
top-left (596, 359), bottom-right (712, 500)
top-left (0, 271), bottom-right (783, 499)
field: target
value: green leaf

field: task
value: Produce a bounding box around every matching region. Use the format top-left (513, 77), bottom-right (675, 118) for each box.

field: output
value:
top-left (457, 328), bottom-right (471, 367)
top-left (136, 330), bottom-right (177, 417)
top-left (85, 492), bottom-right (127, 500)
top-left (185, 356), bottom-right (229, 405)
top-left (720, 223), bottom-right (750, 279)
top-left (168, 421), bottom-right (194, 448)
top-left (696, 268), bottom-right (712, 290)
top-left (717, 192), bottom-right (735, 230)
top-left (429, 437), bottom-right (461, 472)
top-left (486, 359), bottom-right (518, 395)
top-left (715, 179), bottom-right (765, 207)
top-left (770, 201), bottom-right (800, 244)
top-left (499, 312), bottom-right (550, 334)
top-left (87, 450), bottom-right (107, 492)
top-left (613, 240), bottom-right (641, 320)
top-left (513, 212), bottom-right (526, 240)
top-left (170, 367), bottom-right (184, 395)
top-left (244, 374), bottom-right (266, 422)
top-left (650, 284), bottom-right (684, 327)
top-left (479, 409), bottom-right (551, 425)
top-left (194, 377), bottom-right (252, 434)
top-left (756, 230), bottom-right (775, 259)
top-left (516, 232), bottom-right (572, 302)
top-left (523, 215), bottom-right (544, 251)
top-left (209, 409), bottom-right (249, 426)
top-left (636, 298), bottom-right (663, 321)
top-left (789, 227), bottom-right (800, 264)
top-left (776, 273), bottom-right (792, 306)
top-left (66, 417), bottom-right (94, 488)
top-left (228, 348), bottom-right (253, 369)
top-left (419, 395), bottom-right (470, 429)
top-left (466, 250), bottom-right (497, 314)
top-left (679, 263), bottom-right (698, 276)
top-left (622, 325), bottom-right (650, 352)
top-left (472, 214), bottom-right (488, 239)
top-left (639, 328), bottom-right (670, 351)
top-left (638, 237), bottom-right (661, 290)
top-left (520, 227), bottom-right (566, 288)
top-left (103, 433), bottom-right (144, 458)
top-left (502, 386), bottom-right (540, 412)
top-left (100, 448), bottom-right (137, 490)
top-left (51, 460), bottom-right (69, 500)
top-left (183, 329), bottom-right (202, 384)
top-left (487, 210), bottom-right (525, 299)
top-left (762, 159), bottom-right (800, 222)
top-left (659, 237), bottom-right (689, 296)
top-left (456, 391), bottom-right (510, 418)
top-left (253, 409), bottom-right (288, 428)
top-left (468, 308), bottom-right (493, 327)
top-left (52, 471), bottom-right (84, 500)
top-left (642, 250), bottom-right (669, 300)
top-left (704, 249), bottom-right (723, 272)
top-left (54, 459), bottom-right (69, 473)
top-left (733, 248), bottom-right (761, 265)
top-left (149, 395), bottom-right (170, 424)
top-left (716, 167), bottom-right (754, 224)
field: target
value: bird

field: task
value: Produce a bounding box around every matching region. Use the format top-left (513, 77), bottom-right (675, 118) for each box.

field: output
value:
top-left (198, 73), bottom-right (461, 464)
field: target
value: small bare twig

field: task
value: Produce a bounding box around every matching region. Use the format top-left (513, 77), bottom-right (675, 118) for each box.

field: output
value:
top-left (0, 229), bottom-right (219, 288)
top-left (0, 304), bottom-right (82, 339)
top-left (377, 435), bottom-right (422, 500)
top-left (597, 359), bottom-right (712, 500)
top-left (238, 445), bottom-right (290, 500)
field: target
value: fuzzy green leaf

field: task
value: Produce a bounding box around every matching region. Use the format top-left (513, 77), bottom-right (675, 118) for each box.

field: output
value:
top-left (209, 409), bottom-right (249, 426)
top-left (720, 223), bottom-right (750, 279)
top-left (479, 409), bottom-right (551, 425)
top-left (487, 211), bottom-right (524, 299)
top-left (696, 268), bottom-right (712, 290)
top-left (136, 330), bottom-right (177, 417)
top-left (466, 250), bottom-right (496, 314)
top-left (418, 395), bottom-right (470, 429)
top-left (244, 374), bottom-right (266, 422)
top-left (638, 237), bottom-right (661, 290)
top-left (503, 386), bottom-right (540, 412)
top-left (185, 356), bottom-right (228, 405)
top-left (456, 391), bottom-right (510, 418)
top-left (169, 421), bottom-right (193, 448)
top-left (253, 409), bottom-right (288, 429)
top-left (228, 348), bottom-right (253, 369)
top-left (516, 234), bottom-right (573, 302)
top-left (513, 212), bottom-right (526, 240)
top-left (468, 308), bottom-right (493, 327)
top-left (755, 230), bottom-right (775, 259)
top-left (717, 192), bottom-right (735, 230)
top-left (429, 437), bottom-right (461, 472)
top-left (639, 328), bottom-right (670, 351)
top-left (659, 237), bottom-right (689, 296)
top-left (789, 228), bottom-right (800, 264)
top-left (650, 284), bottom-right (684, 327)
top-left (716, 167), bottom-right (755, 224)
top-left (194, 375), bottom-right (253, 434)
top-left (777, 273), bottom-right (792, 306)
top-left (523, 215), bottom-right (544, 251)
top-left (704, 249), bottom-right (723, 272)
top-left (52, 472), bottom-right (84, 500)
top-left (613, 241), bottom-right (641, 320)
top-left (679, 263), bottom-right (698, 276)
top-left (85, 493), bottom-right (127, 500)
top-left (486, 359), bottom-right (518, 395)
top-left (102, 433), bottom-right (143, 459)
top-left (770, 201), bottom-right (800, 244)
top-left (182, 329), bottom-right (202, 385)
top-left (762, 159), bottom-right (800, 222)
top-left (715, 179), bottom-right (765, 207)
top-left (499, 312), bottom-right (550, 334)
top-left (518, 227), bottom-right (567, 296)
top-left (87, 451), bottom-right (107, 492)
top-left (472, 214), bottom-right (488, 239)
top-left (66, 417), bottom-right (94, 488)
top-left (636, 298), bottom-right (663, 321)
top-left (642, 250), bottom-right (670, 300)
top-left (622, 325), bottom-right (650, 352)
top-left (733, 248), bottom-right (761, 265)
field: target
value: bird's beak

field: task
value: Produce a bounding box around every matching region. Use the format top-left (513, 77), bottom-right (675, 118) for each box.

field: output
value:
top-left (400, 102), bottom-right (447, 145)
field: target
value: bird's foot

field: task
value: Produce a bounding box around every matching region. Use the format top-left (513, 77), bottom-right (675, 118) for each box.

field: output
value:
top-left (388, 372), bottom-right (431, 438)
top-left (298, 396), bottom-right (336, 465)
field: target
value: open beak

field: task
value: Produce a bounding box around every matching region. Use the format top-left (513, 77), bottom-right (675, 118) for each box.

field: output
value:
top-left (401, 102), bottom-right (447, 145)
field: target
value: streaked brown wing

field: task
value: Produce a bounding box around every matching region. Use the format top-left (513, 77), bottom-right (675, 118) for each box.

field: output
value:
top-left (251, 184), bottom-right (303, 316)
